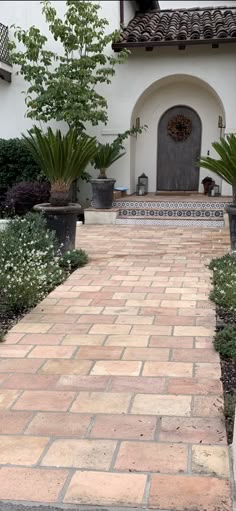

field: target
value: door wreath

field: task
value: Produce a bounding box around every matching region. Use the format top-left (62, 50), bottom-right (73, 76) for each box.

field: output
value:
top-left (168, 114), bottom-right (192, 142)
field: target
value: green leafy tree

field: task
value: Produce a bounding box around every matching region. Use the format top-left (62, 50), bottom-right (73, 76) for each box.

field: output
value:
top-left (9, 0), bottom-right (127, 132)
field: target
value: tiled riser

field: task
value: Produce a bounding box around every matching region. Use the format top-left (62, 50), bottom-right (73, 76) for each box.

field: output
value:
top-left (116, 219), bottom-right (224, 228)
top-left (113, 200), bottom-right (228, 210)
top-left (119, 210), bottom-right (223, 219)
top-left (114, 199), bottom-right (226, 228)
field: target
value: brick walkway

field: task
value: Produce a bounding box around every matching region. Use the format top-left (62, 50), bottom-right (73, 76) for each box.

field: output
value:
top-left (0, 225), bottom-right (233, 510)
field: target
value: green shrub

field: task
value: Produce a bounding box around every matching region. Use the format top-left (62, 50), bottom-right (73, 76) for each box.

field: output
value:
top-left (0, 213), bottom-right (66, 313)
top-left (5, 181), bottom-right (50, 215)
top-left (0, 138), bottom-right (43, 191)
top-left (209, 254), bottom-right (236, 310)
top-left (59, 249), bottom-right (88, 271)
top-left (214, 326), bottom-right (236, 358)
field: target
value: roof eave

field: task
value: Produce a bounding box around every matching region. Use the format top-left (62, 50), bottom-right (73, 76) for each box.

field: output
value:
top-left (112, 37), bottom-right (236, 51)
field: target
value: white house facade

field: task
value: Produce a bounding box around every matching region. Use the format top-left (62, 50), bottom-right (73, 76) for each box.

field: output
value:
top-left (1, 0), bottom-right (236, 202)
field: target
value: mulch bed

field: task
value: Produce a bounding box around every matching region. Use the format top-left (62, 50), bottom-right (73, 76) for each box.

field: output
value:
top-left (216, 305), bottom-right (236, 444)
top-left (0, 309), bottom-right (28, 340)
top-left (220, 357), bottom-right (236, 443)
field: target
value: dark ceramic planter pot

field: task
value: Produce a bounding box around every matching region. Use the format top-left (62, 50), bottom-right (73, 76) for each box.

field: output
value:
top-left (34, 203), bottom-right (81, 254)
top-left (90, 178), bottom-right (116, 209)
top-left (225, 203), bottom-right (236, 253)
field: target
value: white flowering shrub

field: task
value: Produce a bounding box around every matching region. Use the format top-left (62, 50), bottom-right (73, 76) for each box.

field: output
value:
top-left (0, 213), bottom-right (66, 312)
top-left (209, 254), bottom-right (236, 310)
top-left (59, 249), bottom-right (88, 271)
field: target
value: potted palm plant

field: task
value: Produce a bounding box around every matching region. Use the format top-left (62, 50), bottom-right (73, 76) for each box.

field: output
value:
top-left (91, 141), bottom-right (126, 209)
top-left (199, 134), bottom-right (236, 252)
top-left (91, 127), bottom-right (146, 209)
top-left (23, 126), bottom-right (96, 252)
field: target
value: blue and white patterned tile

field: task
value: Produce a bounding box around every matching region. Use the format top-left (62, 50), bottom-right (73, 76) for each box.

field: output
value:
top-left (115, 218), bottom-right (224, 228)
top-left (118, 209), bottom-right (223, 219)
top-left (113, 200), bottom-right (228, 210)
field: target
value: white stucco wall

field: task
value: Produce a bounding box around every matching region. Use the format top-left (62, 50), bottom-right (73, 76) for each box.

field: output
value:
top-left (97, 44), bottom-right (236, 197)
top-left (0, 0), bottom-right (235, 200)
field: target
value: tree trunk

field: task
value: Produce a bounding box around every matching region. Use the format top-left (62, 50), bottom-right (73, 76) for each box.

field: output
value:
top-left (98, 168), bottom-right (107, 179)
top-left (233, 184), bottom-right (236, 204)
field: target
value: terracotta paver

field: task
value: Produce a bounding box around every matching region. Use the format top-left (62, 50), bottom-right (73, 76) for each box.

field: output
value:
top-left (25, 412), bottom-right (92, 437)
top-left (41, 438), bottom-right (116, 469)
top-left (64, 471), bottom-right (147, 506)
top-left (90, 414), bottom-right (157, 440)
top-left (115, 441), bottom-right (188, 473)
top-left (149, 474), bottom-right (231, 510)
top-left (0, 467), bottom-right (68, 502)
top-left (0, 435), bottom-right (49, 465)
top-left (0, 224), bottom-right (232, 509)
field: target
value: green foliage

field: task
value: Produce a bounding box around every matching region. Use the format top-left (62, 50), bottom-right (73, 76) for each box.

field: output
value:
top-left (199, 134), bottom-right (236, 201)
top-left (92, 126), bottom-right (146, 176)
top-left (209, 254), bottom-right (236, 310)
top-left (9, 0), bottom-right (128, 131)
top-left (22, 126), bottom-right (97, 188)
top-left (0, 213), bottom-right (66, 313)
top-left (0, 138), bottom-right (42, 191)
top-left (59, 249), bottom-right (88, 271)
top-left (93, 143), bottom-right (126, 173)
top-left (214, 326), bottom-right (236, 358)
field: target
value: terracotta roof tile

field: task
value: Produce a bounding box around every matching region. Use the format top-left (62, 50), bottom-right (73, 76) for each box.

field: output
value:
top-left (113, 6), bottom-right (236, 50)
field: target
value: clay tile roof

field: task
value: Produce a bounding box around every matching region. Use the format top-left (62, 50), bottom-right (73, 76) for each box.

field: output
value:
top-left (112, 6), bottom-right (236, 50)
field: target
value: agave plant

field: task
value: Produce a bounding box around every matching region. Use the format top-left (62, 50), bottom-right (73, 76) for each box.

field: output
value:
top-left (22, 126), bottom-right (97, 206)
top-left (199, 135), bottom-right (236, 202)
top-left (92, 142), bottom-right (126, 178)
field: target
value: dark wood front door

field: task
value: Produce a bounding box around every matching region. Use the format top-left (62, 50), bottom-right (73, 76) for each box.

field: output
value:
top-left (157, 106), bottom-right (201, 191)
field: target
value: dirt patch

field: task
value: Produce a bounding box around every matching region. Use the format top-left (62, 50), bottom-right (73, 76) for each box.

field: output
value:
top-left (220, 357), bottom-right (236, 443)
top-left (0, 309), bottom-right (29, 340)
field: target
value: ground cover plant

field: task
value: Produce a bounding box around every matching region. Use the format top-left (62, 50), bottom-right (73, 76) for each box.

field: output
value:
top-left (210, 254), bottom-right (236, 442)
top-left (0, 213), bottom-right (88, 337)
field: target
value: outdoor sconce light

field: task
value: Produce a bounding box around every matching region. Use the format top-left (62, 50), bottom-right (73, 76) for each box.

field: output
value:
top-left (137, 173), bottom-right (148, 195)
top-left (136, 117), bottom-right (140, 129)
top-left (218, 116), bottom-right (225, 129)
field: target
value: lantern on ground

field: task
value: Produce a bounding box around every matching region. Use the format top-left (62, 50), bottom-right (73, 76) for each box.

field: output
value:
top-left (138, 173), bottom-right (148, 195)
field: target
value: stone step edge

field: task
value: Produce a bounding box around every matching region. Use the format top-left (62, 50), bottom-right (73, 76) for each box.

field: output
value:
top-left (113, 201), bottom-right (228, 210)
top-left (118, 214), bottom-right (222, 221)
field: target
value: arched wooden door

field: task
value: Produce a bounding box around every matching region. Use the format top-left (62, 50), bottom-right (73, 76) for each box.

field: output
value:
top-left (157, 106), bottom-right (202, 191)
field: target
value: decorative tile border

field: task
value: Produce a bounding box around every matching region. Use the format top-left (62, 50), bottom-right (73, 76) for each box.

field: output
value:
top-left (119, 209), bottom-right (223, 219)
top-left (115, 218), bottom-right (224, 228)
top-left (113, 200), bottom-right (228, 210)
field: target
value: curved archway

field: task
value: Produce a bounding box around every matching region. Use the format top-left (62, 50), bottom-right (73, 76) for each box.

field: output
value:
top-left (131, 74), bottom-right (226, 126)
top-left (157, 104), bottom-right (202, 191)
top-left (130, 74), bottom-right (225, 193)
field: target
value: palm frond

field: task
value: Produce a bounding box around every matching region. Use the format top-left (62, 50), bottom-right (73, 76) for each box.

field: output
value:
top-left (22, 126), bottom-right (97, 187)
top-left (199, 135), bottom-right (236, 186)
top-left (93, 143), bottom-right (126, 171)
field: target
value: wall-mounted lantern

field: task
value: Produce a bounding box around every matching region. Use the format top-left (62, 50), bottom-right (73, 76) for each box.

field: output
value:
top-left (218, 116), bottom-right (225, 129)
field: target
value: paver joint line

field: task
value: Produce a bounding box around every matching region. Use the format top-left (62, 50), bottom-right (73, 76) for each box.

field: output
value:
top-left (0, 225), bottom-right (232, 510)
